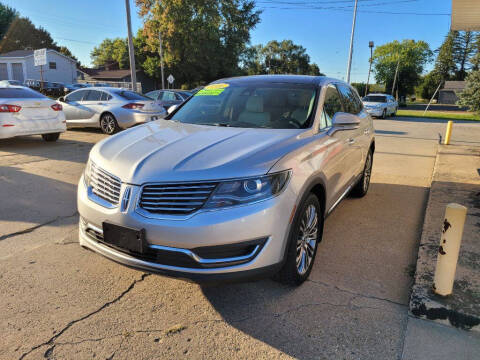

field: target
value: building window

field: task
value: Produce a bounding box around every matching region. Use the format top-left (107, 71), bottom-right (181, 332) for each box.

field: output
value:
top-left (49, 62), bottom-right (56, 70)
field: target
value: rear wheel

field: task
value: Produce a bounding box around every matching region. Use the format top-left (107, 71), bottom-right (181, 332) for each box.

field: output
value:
top-left (351, 149), bottom-right (373, 198)
top-left (274, 194), bottom-right (323, 285)
top-left (42, 133), bottom-right (60, 142)
top-left (100, 113), bottom-right (120, 135)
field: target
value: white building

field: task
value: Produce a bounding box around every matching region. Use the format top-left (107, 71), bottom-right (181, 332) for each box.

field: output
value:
top-left (0, 49), bottom-right (78, 84)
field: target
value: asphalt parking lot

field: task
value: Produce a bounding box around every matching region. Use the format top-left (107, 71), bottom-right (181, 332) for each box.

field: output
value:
top-left (1, 119), bottom-right (479, 359)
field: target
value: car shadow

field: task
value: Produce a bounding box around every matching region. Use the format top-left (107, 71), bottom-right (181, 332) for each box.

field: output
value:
top-left (201, 182), bottom-right (429, 359)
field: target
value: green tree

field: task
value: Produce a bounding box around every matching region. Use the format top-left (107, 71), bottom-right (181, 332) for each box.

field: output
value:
top-left (470, 33), bottom-right (480, 71)
top-left (434, 31), bottom-right (457, 80)
top-left (241, 40), bottom-right (322, 76)
top-left (91, 38), bottom-right (129, 69)
top-left (452, 31), bottom-right (476, 80)
top-left (0, 17), bottom-right (58, 53)
top-left (372, 39), bottom-right (433, 97)
top-left (135, 0), bottom-right (260, 87)
top-left (458, 70), bottom-right (480, 112)
top-left (417, 72), bottom-right (442, 100)
top-left (0, 2), bottom-right (18, 40)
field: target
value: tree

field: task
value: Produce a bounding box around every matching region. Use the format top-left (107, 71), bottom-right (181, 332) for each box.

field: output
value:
top-left (241, 40), bottom-right (322, 76)
top-left (458, 70), bottom-right (480, 113)
top-left (0, 17), bottom-right (58, 53)
top-left (434, 31), bottom-right (457, 80)
top-left (471, 33), bottom-right (480, 71)
top-left (135, 0), bottom-right (261, 87)
top-left (91, 38), bottom-right (129, 69)
top-left (452, 31), bottom-right (476, 80)
top-left (373, 39), bottom-right (433, 97)
top-left (0, 2), bottom-right (17, 40)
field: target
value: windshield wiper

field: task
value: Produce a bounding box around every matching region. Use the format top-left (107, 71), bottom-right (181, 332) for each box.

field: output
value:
top-left (197, 123), bottom-right (231, 127)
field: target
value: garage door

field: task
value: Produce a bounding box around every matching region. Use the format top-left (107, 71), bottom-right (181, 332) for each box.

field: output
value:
top-left (0, 63), bottom-right (7, 80)
top-left (12, 63), bottom-right (24, 82)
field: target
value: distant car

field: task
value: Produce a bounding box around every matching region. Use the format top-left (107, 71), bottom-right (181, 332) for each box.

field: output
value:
top-left (0, 86), bottom-right (66, 141)
top-left (24, 79), bottom-right (41, 92)
top-left (92, 83), bottom-right (110, 87)
top-left (0, 80), bottom-right (23, 87)
top-left (59, 87), bottom-right (167, 135)
top-left (145, 89), bottom-right (192, 111)
top-left (362, 94), bottom-right (398, 119)
top-left (64, 83), bottom-right (89, 94)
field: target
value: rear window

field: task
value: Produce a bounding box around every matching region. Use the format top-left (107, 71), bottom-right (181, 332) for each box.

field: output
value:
top-left (363, 95), bottom-right (386, 103)
top-left (113, 90), bottom-right (150, 101)
top-left (0, 87), bottom-right (46, 99)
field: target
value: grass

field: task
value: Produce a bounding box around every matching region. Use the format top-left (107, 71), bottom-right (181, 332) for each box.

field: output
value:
top-left (396, 109), bottom-right (480, 121)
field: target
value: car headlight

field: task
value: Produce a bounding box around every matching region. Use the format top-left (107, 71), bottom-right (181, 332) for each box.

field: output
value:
top-left (83, 159), bottom-right (93, 187)
top-left (204, 170), bottom-right (291, 209)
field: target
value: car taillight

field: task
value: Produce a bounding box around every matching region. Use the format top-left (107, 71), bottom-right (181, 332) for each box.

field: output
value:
top-left (51, 103), bottom-right (62, 111)
top-left (0, 104), bottom-right (21, 112)
top-left (122, 103), bottom-right (144, 110)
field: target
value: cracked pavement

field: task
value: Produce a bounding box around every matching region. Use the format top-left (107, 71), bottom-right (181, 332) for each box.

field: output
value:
top-left (1, 121), bottom-right (480, 359)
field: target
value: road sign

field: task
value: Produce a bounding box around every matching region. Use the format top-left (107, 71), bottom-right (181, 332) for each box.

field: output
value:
top-left (167, 74), bottom-right (174, 84)
top-left (34, 48), bottom-right (47, 67)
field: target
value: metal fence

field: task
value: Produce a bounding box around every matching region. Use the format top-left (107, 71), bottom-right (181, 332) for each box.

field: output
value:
top-left (78, 80), bottom-right (142, 93)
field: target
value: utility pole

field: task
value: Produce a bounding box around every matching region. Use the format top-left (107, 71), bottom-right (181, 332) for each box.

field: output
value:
top-left (391, 57), bottom-right (400, 99)
top-left (365, 41), bottom-right (374, 97)
top-left (346, 0), bottom-right (358, 84)
top-left (125, 0), bottom-right (137, 91)
top-left (158, 0), bottom-right (165, 89)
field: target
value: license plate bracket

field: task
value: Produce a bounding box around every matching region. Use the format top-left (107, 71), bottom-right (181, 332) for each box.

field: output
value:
top-left (102, 222), bottom-right (146, 254)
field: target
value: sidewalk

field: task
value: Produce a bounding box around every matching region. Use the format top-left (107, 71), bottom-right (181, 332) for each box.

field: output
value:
top-left (403, 144), bottom-right (480, 358)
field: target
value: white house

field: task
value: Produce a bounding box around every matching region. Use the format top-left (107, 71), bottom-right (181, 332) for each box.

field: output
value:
top-left (0, 49), bottom-right (78, 84)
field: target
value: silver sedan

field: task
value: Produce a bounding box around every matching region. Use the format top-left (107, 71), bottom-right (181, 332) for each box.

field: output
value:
top-left (59, 87), bottom-right (166, 134)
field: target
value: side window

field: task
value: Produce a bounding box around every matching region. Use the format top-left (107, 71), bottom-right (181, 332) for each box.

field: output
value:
top-left (162, 91), bottom-right (176, 101)
top-left (321, 85), bottom-right (343, 128)
top-left (175, 93), bottom-right (183, 101)
top-left (66, 90), bottom-right (86, 102)
top-left (84, 90), bottom-right (102, 101)
top-left (100, 92), bottom-right (112, 101)
top-left (337, 84), bottom-right (361, 114)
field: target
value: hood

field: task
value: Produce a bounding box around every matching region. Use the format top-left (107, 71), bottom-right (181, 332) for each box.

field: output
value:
top-left (90, 120), bottom-right (304, 184)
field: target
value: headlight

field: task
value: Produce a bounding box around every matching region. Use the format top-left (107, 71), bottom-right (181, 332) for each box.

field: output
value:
top-left (83, 159), bottom-right (93, 187)
top-left (204, 170), bottom-right (291, 209)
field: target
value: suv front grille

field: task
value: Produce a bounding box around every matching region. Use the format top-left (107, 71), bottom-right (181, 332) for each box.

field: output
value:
top-left (139, 182), bottom-right (218, 214)
top-left (90, 163), bottom-right (121, 205)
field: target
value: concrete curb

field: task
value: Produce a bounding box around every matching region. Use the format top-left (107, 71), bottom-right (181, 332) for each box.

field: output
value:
top-left (409, 145), bottom-right (480, 332)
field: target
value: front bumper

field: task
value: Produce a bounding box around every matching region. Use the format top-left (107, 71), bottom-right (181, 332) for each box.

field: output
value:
top-left (364, 107), bottom-right (384, 117)
top-left (77, 175), bottom-right (296, 281)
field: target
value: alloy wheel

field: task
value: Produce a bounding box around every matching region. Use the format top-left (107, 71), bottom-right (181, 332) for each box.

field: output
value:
top-left (101, 115), bottom-right (116, 135)
top-left (296, 204), bottom-right (318, 275)
top-left (363, 152), bottom-right (372, 192)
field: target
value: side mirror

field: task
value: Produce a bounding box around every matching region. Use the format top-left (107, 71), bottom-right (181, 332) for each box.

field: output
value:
top-left (58, 97), bottom-right (65, 102)
top-left (328, 112), bottom-right (360, 135)
top-left (167, 104), bottom-right (178, 114)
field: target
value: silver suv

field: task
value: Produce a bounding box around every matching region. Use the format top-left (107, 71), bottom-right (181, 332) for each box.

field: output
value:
top-left (77, 75), bottom-right (374, 285)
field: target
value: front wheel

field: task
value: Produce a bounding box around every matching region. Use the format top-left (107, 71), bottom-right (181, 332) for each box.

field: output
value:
top-left (42, 133), bottom-right (60, 142)
top-left (100, 113), bottom-right (120, 135)
top-left (381, 109), bottom-right (387, 119)
top-left (351, 149), bottom-right (373, 198)
top-left (274, 194), bottom-right (323, 285)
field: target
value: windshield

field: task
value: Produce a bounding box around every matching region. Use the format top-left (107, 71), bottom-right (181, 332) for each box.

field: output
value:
top-left (170, 82), bottom-right (317, 129)
top-left (363, 95), bottom-right (387, 103)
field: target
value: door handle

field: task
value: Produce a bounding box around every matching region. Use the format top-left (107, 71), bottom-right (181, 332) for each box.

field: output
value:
top-left (364, 129), bottom-right (370, 135)
top-left (97, 102), bottom-right (105, 105)
top-left (348, 138), bottom-right (355, 145)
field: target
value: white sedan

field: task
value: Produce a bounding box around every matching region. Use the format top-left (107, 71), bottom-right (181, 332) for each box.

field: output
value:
top-left (362, 94), bottom-right (398, 119)
top-left (0, 86), bottom-right (66, 141)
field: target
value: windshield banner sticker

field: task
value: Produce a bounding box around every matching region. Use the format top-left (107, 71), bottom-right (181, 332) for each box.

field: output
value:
top-left (195, 83), bottom-right (229, 96)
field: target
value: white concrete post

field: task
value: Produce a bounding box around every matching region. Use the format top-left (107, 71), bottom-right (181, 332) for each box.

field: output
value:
top-left (433, 203), bottom-right (468, 296)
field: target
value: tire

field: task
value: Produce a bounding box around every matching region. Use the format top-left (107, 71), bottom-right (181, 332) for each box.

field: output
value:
top-left (381, 109), bottom-right (387, 119)
top-left (351, 149), bottom-right (373, 198)
top-left (41, 133), bottom-right (60, 142)
top-left (392, 107), bottom-right (397, 117)
top-left (274, 193), bottom-right (323, 285)
top-left (100, 113), bottom-right (120, 135)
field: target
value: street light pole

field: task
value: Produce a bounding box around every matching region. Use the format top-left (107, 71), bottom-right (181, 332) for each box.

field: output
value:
top-left (346, 0), bottom-right (358, 84)
top-left (365, 41), bottom-right (374, 97)
top-left (125, 0), bottom-right (137, 91)
top-left (158, 0), bottom-right (165, 89)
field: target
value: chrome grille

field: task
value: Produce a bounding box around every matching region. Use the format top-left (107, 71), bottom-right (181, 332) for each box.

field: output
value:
top-left (90, 163), bottom-right (121, 205)
top-left (139, 182), bottom-right (218, 214)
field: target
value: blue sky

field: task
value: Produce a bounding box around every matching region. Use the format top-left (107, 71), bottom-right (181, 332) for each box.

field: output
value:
top-left (2, 0), bottom-right (452, 83)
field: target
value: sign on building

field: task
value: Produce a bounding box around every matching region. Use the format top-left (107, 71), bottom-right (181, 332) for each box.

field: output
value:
top-left (34, 48), bottom-right (47, 67)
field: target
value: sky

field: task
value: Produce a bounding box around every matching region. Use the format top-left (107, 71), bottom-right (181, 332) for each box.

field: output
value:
top-left (2, 0), bottom-right (453, 83)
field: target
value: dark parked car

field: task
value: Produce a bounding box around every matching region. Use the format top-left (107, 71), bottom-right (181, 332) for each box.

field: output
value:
top-left (145, 89), bottom-right (192, 110)
top-left (64, 83), bottom-right (89, 94)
